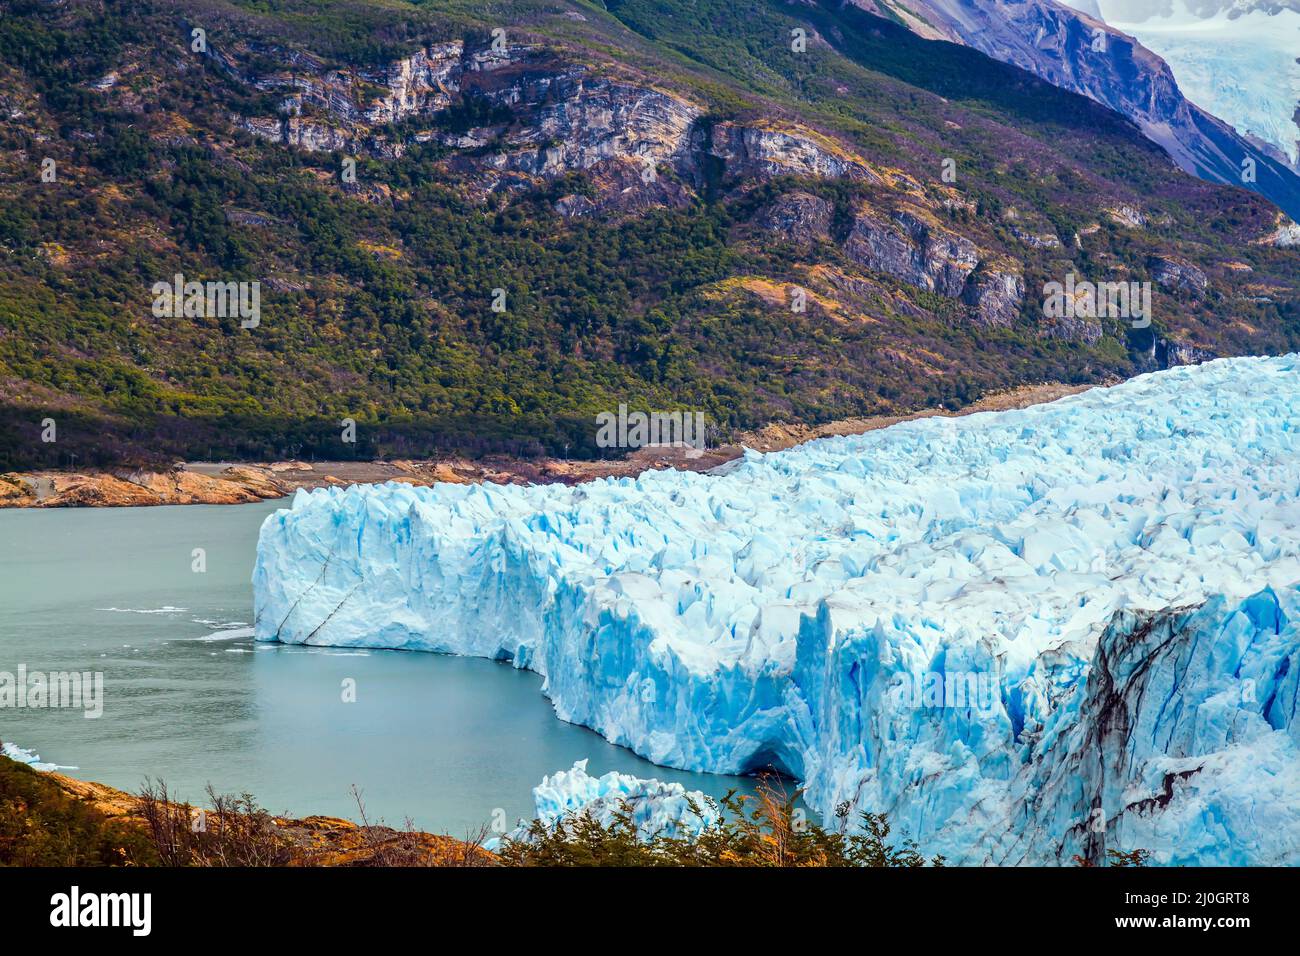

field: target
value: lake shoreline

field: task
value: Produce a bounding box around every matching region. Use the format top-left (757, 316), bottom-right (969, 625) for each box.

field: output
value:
top-left (0, 382), bottom-right (1092, 509)
top-left (0, 750), bottom-right (494, 866)
top-left (0, 502), bottom-right (768, 835)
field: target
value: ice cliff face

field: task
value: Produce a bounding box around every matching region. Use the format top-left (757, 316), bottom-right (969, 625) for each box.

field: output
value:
top-left (485, 760), bottom-right (717, 851)
top-left (253, 356), bottom-right (1300, 864)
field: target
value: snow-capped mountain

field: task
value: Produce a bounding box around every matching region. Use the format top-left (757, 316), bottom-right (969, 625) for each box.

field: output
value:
top-left (1071, 0), bottom-right (1300, 172)
top-left (853, 0), bottom-right (1300, 219)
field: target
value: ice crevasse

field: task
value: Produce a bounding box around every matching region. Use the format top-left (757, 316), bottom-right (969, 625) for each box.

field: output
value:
top-left (253, 356), bottom-right (1300, 865)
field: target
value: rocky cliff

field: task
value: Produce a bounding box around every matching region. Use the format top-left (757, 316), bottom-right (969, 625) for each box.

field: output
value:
top-left (222, 35), bottom-right (896, 212)
top-left (196, 31), bottom-right (1045, 331)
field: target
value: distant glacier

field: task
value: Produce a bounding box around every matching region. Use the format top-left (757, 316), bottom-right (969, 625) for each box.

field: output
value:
top-left (1079, 0), bottom-right (1300, 169)
top-left (253, 356), bottom-right (1300, 865)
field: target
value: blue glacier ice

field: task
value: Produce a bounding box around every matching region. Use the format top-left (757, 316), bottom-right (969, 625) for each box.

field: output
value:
top-left (485, 759), bottom-right (717, 851)
top-left (1088, 2), bottom-right (1300, 169)
top-left (1, 742), bottom-right (76, 772)
top-left (253, 356), bottom-right (1300, 865)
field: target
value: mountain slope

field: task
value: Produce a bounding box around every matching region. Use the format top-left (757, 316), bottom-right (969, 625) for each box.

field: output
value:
top-left (860, 0), bottom-right (1300, 220)
top-left (0, 0), bottom-right (1296, 469)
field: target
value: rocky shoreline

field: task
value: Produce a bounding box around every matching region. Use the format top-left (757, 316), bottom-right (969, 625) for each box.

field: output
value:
top-left (0, 383), bottom-right (1090, 508)
top-left (31, 762), bottom-right (492, 866)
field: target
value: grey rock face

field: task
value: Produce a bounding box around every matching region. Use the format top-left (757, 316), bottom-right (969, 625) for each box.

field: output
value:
top-left (1011, 225), bottom-right (1062, 249)
top-left (360, 41), bottom-right (464, 125)
top-left (239, 114), bottom-right (350, 152)
top-left (1133, 334), bottom-right (1217, 371)
top-left (486, 73), bottom-right (700, 177)
top-left (842, 203), bottom-right (1029, 327)
top-left (1040, 312), bottom-right (1106, 345)
top-left (757, 191), bottom-right (835, 243)
top-left (219, 35), bottom-right (901, 215)
top-left (1158, 337), bottom-right (1217, 367)
top-left (844, 205), bottom-right (980, 297)
top-left (1149, 255), bottom-right (1209, 294)
top-left (963, 267), bottom-right (1027, 328)
top-left (858, 0), bottom-right (1300, 220)
top-left (1107, 205), bottom-right (1147, 229)
top-left (1266, 218), bottom-right (1300, 247)
top-left (702, 122), bottom-right (879, 183)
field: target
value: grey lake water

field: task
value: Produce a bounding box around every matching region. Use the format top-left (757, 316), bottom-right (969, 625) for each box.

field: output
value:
top-left (0, 500), bottom-right (762, 835)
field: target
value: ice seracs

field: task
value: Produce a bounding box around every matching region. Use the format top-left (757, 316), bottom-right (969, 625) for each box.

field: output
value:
top-left (254, 355), bottom-right (1300, 864)
top-left (486, 760), bottom-right (717, 851)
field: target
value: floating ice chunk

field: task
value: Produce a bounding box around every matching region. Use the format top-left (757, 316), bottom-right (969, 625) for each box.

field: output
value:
top-left (1, 742), bottom-right (77, 772)
top-left (486, 759), bottom-right (718, 851)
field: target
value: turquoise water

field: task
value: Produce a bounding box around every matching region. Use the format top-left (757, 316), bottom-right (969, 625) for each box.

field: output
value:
top-left (0, 501), bottom-right (762, 836)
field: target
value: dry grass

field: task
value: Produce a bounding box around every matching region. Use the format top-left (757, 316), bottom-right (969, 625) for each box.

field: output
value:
top-left (132, 778), bottom-right (494, 867)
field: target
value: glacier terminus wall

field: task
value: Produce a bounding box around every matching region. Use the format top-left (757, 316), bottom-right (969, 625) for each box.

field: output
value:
top-left (253, 356), bottom-right (1300, 865)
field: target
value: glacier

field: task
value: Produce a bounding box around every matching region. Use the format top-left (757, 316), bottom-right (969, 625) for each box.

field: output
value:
top-left (1084, 1), bottom-right (1300, 168)
top-left (485, 760), bottom-right (717, 851)
top-left (253, 355), bottom-right (1300, 865)
top-left (0, 742), bottom-right (76, 772)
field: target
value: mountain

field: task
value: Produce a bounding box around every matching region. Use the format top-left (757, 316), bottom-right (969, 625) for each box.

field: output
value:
top-left (1071, 0), bottom-right (1300, 173)
top-left (0, 0), bottom-right (1297, 470)
top-left (857, 0), bottom-right (1300, 220)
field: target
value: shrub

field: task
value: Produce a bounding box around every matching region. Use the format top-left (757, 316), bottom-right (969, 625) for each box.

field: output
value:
top-left (136, 779), bottom-right (294, 867)
top-left (497, 775), bottom-right (946, 867)
top-left (0, 751), bottom-right (159, 866)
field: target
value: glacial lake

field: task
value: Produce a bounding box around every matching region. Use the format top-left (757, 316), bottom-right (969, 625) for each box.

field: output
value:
top-left (0, 499), bottom-right (765, 836)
